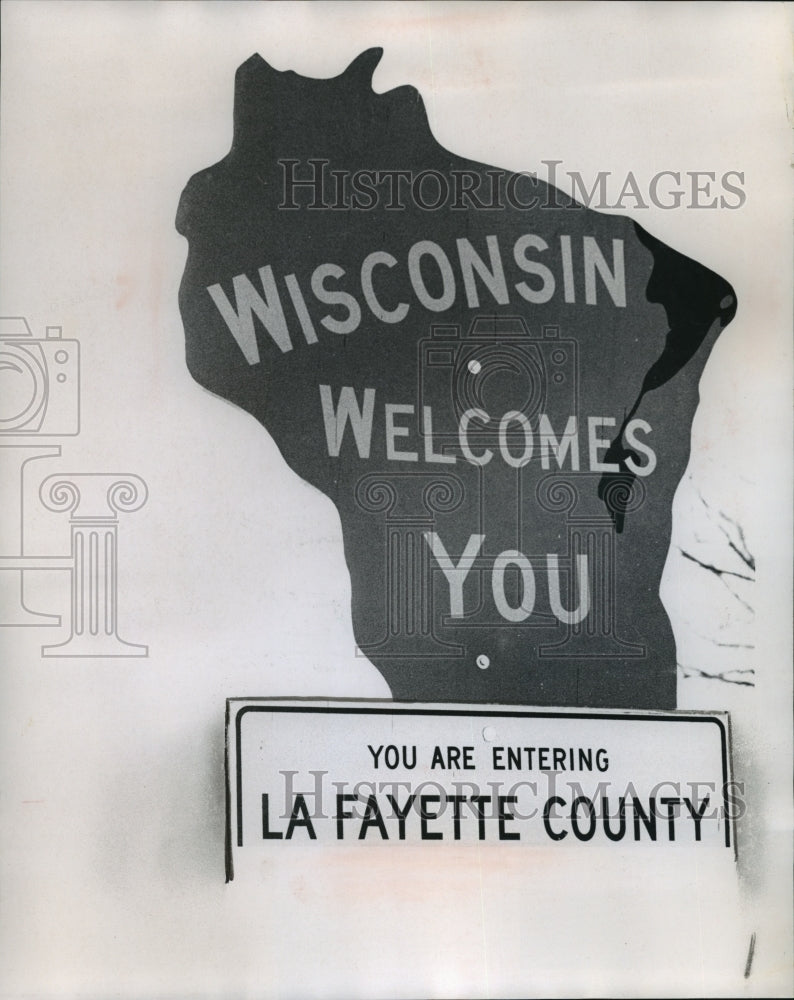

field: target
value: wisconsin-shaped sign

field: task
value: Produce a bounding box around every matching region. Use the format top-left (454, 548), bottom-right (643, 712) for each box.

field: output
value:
top-left (176, 50), bottom-right (737, 709)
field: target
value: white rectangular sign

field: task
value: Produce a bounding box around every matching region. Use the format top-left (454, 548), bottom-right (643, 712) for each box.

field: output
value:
top-left (226, 699), bottom-right (734, 879)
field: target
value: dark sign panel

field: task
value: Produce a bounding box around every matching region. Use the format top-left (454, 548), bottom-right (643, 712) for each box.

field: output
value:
top-left (177, 52), bottom-right (737, 709)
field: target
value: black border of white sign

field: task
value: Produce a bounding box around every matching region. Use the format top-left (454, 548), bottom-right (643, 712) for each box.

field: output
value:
top-left (226, 699), bottom-right (734, 881)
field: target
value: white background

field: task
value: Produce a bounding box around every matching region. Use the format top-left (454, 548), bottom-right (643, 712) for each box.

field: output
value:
top-left (1, 2), bottom-right (791, 997)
